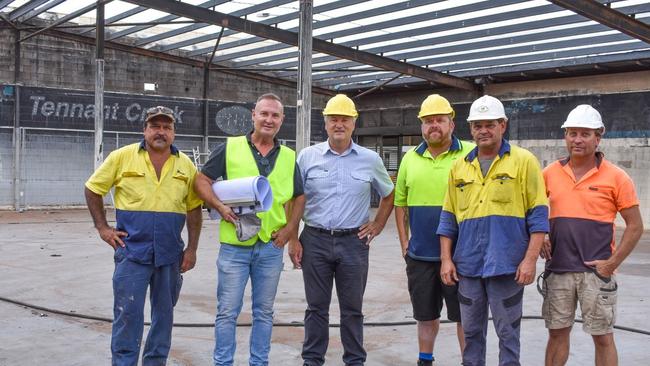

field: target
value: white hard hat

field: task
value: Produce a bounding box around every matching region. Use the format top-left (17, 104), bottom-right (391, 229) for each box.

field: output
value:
top-left (561, 104), bottom-right (604, 130)
top-left (467, 95), bottom-right (507, 122)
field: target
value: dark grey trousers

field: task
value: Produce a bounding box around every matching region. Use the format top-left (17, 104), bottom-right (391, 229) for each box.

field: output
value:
top-left (458, 274), bottom-right (524, 366)
top-left (300, 226), bottom-right (369, 366)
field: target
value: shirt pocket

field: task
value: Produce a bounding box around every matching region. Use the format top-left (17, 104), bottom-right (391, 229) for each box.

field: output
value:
top-left (117, 171), bottom-right (146, 204)
top-left (489, 172), bottom-right (516, 203)
top-left (453, 178), bottom-right (475, 211)
top-left (305, 169), bottom-right (331, 192)
top-left (171, 172), bottom-right (190, 207)
top-left (350, 171), bottom-right (372, 195)
top-left (583, 185), bottom-right (615, 217)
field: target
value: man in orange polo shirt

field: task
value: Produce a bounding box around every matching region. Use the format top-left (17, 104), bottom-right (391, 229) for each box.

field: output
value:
top-left (541, 105), bottom-right (644, 366)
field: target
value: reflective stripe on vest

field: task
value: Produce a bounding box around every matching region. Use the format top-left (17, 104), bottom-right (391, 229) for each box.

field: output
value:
top-left (219, 135), bottom-right (295, 245)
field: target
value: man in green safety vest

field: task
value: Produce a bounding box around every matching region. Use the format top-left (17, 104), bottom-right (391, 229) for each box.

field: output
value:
top-left (394, 94), bottom-right (474, 365)
top-left (194, 93), bottom-right (305, 366)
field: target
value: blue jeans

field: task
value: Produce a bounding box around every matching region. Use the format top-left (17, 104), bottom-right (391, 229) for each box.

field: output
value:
top-left (111, 251), bottom-right (182, 366)
top-left (213, 241), bottom-right (284, 366)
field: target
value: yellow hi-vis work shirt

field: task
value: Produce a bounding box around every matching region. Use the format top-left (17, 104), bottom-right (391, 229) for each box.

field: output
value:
top-left (394, 136), bottom-right (474, 261)
top-left (436, 139), bottom-right (549, 277)
top-left (85, 141), bottom-right (202, 266)
top-left (219, 135), bottom-right (295, 246)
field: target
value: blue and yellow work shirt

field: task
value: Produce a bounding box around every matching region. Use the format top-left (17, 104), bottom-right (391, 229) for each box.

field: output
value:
top-left (437, 139), bottom-right (549, 277)
top-left (394, 136), bottom-right (475, 261)
top-left (85, 141), bottom-right (202, 267)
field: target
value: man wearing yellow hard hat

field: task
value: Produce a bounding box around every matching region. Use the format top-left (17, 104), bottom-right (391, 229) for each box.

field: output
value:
top-left (289, 94), bottom-right (395, 366)
top-left (394, 94), bottom-right (474, 365)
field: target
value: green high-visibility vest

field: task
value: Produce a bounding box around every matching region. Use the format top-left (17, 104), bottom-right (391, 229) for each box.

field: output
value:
top-left (219, 135), bottom-right (295, 245)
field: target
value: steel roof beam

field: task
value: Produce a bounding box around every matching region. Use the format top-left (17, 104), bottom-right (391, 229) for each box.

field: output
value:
top-left (313, 33), bottom-right (630, 85)
top-left (269, 1), bottom-right (650, 74)
top-left (216, 0), bottom-right (623, 68)
top-left (124, 0), bottom-right (476, 91)
top-left (134, 0), bottom-right (294, 47)
top-left (8, 0), bottom-right (49, 21)
top-left (18, 1), bottom-right (106, 43)
top-left (207, 0), bottom-right (518, 62)
top-left (0, 0), bottom-right (15, 12)
top-left (549, 0), bottom-right (650, 44)
top-left (159, 0), bottom-right (373, 53)
top-left (19, 0), bottom-right (66, 22)
top-left (329, 39), bottom-right (649, 89)
top-left (342, 48), bottom-right (650, 91)
top-left (38, 26), bottom-right (335, 95)
top-left (78, 5), bottom-right (150, 34)
top-left (106, 0), bottom-right (226, 41)
top-left (307, 13), bottom-right (650, 81)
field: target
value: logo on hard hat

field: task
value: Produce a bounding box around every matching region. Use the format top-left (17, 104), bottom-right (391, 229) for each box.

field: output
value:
top-left (478, 105), bottom-right (489, 113)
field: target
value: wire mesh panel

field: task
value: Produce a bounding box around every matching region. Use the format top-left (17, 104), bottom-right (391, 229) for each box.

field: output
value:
top-left (20, 129), bottom-right (94, 207)
top-left (0, 129), bottom-right (14, 207)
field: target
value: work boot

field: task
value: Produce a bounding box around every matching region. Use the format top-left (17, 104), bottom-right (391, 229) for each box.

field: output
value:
top-left (417, 358), bottom-right (434, 366)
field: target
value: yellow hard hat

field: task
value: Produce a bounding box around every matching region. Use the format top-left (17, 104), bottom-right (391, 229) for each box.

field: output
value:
top-left (418, 94), bottom-right (455, 119)
top-left (323, 94), bottom-right (358, 118)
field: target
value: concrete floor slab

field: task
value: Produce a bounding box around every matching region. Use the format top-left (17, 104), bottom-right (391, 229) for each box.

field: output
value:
top-left (1, 209), bottom-right (649, 365)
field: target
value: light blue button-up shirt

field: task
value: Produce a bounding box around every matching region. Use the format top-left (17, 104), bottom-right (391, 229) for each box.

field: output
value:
top-left (297, 140), bottom-right (394, 229)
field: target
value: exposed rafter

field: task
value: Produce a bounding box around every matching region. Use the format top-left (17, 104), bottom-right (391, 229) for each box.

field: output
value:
top-left (124, 0), bottom-right (477, 91)
top-left (8, 0), bottom-right (49, 21)
top-left (19, 0), bottom-right (66, 22)
top-left (134, 0), bottom-right (295, 47)
top-left (548, 0), bottom-right (650, 44)
top-left (216, 0), bottom-right (518, 66)
top-left (159, 0), bottom-right (367, 52)
top-left (37, 27), bottom-right (335, 96)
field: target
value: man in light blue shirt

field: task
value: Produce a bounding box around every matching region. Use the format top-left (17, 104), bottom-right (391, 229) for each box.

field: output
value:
top-left (289, 94), bottom-right (394, 366)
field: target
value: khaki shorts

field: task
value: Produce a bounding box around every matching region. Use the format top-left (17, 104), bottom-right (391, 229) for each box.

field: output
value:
top-left (541, 272), bottom-right (617, 335)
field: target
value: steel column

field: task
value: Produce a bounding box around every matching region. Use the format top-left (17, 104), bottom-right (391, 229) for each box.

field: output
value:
top-left (202, 28), bottom-right (224, 155)
top-left (94, 1), bottom-right (105, 170)
top-left (296, 0), bottom-right (312, 153)
top-left (13, 87), bottom-right (21, 211)
top-left (13, 28), bottom-right (21, 211)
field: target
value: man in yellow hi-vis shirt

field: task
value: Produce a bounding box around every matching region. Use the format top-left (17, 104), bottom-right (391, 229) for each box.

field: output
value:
top-left (194, 93), bottom-right (305, 366)
top-left (394, 94), bottom-right (473, 365)
top-left (437, 95), bottom-right (549, 366)
top-left (85, 106), bottom-right (203, 366)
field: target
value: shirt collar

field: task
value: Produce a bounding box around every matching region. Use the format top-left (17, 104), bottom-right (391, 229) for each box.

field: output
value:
top-left (560, 151), bottom-right (604, 168)
top-left (323, 139), bottom-right (358, 156)
top-left (139, 139), bottom-right (179, 155)
top-left (246, 131), bottom-right (280, 148)
top-left (414, 135), bottom-right (462, 156)
top-left (465, 138), bottom-right (510, 161)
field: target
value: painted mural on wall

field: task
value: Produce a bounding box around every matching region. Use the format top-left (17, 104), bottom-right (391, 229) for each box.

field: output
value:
top-left (0, 85), bottom-right (327, 141)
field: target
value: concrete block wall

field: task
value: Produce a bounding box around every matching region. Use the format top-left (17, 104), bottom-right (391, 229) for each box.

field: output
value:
top-left (514, 138), bottom-right (650, 228)
top-left (0, 29), bottom-right (330, 107)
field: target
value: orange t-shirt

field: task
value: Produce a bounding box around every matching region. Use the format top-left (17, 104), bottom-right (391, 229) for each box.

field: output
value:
top-left (543, 153), bottom-right (639, 273)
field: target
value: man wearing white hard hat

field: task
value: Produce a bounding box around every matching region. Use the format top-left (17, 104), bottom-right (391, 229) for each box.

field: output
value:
top-left (437, 95), bottom-right (549, 365)
top-left (541, 105), bottom-right (643, 366)
top-left (290, 94), bottom-right (394, 366)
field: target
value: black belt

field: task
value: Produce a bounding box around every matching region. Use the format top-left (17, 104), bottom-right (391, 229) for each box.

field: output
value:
top-left (307, 225), bottom-right (360, 237)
